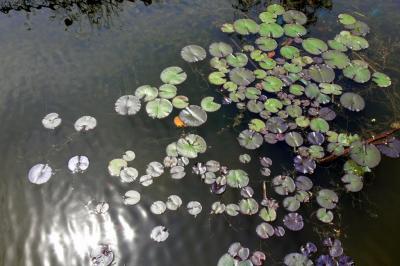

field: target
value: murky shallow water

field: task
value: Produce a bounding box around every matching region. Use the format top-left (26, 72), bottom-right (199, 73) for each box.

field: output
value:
top-left (0, 0), bottom-right (399, 265)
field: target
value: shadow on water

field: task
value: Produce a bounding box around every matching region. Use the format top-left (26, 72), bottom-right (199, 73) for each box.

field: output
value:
top-left (0, 0), bottom-right (399, 266)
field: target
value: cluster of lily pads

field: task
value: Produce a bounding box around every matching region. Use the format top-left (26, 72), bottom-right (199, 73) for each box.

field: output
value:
top-left (27, 3), bottom-right (400, 266)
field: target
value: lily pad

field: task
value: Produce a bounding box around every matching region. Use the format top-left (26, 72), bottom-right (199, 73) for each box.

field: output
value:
top-left (135, 85), bottom-right (158, 102)
top-left (341, 174), bottom-right (363, 192)
top-left (340, 92), bottom-right (365, 112)
top-left (322, 50), bottom-right (350, 69)
top-left (229, 68), bottom-right (255, 86)
top-left (146, 161), bottom-right (164, 177)
top-left (310, 118), bottom-right (330, 132)
top-left (284, 24), bottom-right (307, 37)
top-left (209, 42), bottom-right (233, 58)
top-left (158, 84), bottom-right (177, 99)
top-left (151, 201), bottom-right (167, 215)
top-left (68, 155), bottom-right (89, 174)
top-left (124, 190), bottom-right (141, 205)
top-left (150, 225), bottom-right (169, 242)
top-left (239, 198), bottom-right (259, 215)
top-left (42, 113), bottom-right (62, 129)
top-left (187, 201), bottom-right (202, 217)
top-left (350, 141), bottom-right (381, 168)
top-left (160, 66), bottom-right (187, 85)
top-left (263, 76), bottom-right (284, 92)
top-left (181, 45), bottom-right (206, 63)
top-left (343, 60), bottom-right (371, 83)
top-left (28, 164), bottom-right (53, 184)
top-left (338, 13), bottom-right (356, 25)
top-left (264, 98), bottom-right (283, 113)
top-left (74, 116), bottom-right (97, 132)
top-left (302, 38), bottom-right (328, 55)
top-left (372, 72), bottom-right (391, 87)
top-left (309, 64), bottom-right (335, 83)
top-left (284, 253), bottom-right (313, 266)
top-left (280, 46), bottom-right (300, 59)
top-left (176, 134), bottom-right (207, 158)
top-left (316, 189), bottom-right (338, 209)
top-left (108, 159), bottom-right (127, 177)
top-left (179, 105), bottom-right (208, 126)
top-left (227, 53), bottom-right (248, 67)
top-left (256, 37), bottom-right (278, 52)
top-left (272, 175), bottom-right (296, 195)
top-left (238, 129), bottom-right (263, 149)
top-left (115, 95), bottom-right (142, 115)
top-left (317, 208), bottom-right (334, 223)
top-left (234, 19), bottom-right (259, 35)
top-left (172, 95), bottom-right (189, 109)
top-left (283, 10), bottom-right (307, 25)
top-left (256, 222), bottom-right (274, 239)
top-left (201, 96), bottom-right (221, 112)
top-left (226, 169), bottom-right (249, 188)
top-left (259, 23), bottom-right (284, 38)
top-left (283, 212), bottom-right (304, 231)
top-left (146, 98), bottom-right (173, 119)
top-left (285, 132), bottom-right (304, 147)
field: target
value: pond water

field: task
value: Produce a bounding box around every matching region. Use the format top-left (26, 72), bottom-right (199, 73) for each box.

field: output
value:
top-left (0, 0), bottom-right (399, 265)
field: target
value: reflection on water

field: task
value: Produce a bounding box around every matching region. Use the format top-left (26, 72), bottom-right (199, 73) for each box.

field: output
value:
top-left (0, 0), bottom-right (399, 265)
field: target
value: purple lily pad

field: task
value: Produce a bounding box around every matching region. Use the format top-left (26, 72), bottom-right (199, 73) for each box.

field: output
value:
top-left (283, 212), bottom-right (304, 231)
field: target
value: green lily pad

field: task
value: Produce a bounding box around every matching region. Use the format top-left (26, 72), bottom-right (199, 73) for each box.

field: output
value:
top-left (227, 53), bottom-right (249, 67)
top-left (259, 58), bottom-right (277, 70)
top-left (217, 254), bottom-right (235, 266)
top-left (239, 198), bottom-right (259, 215)
top-left (284, 23), bottom-right (307, 37)
top-left (328, 39), bottom-right (348, 52)
top-left (283, 196), bottom-right (301, 212)
top-left (340, 92), bottom-right (365, 111)
top-left (316, 189), bottom-right (338, 209)
top-left (267, 4), bottom-right (285, 15)
top-left (226, 169), bottom-right (249, 188)
top-left (259, 23), bottom-right (284, 38)
top-left (259, 207), bottom-right (277, 222)
top-left (172, 95), bottom-right (189, 109)
top-left (210, 57), bottom-right (229, 72)
top-left (249, 118), bottom-right (265, 132)
top-left (264, 98), bottom-right (283, 113)
top-left (135, 85), bottom-right (158, 102)
top-left (247, 100), bottom-right (264, 113)
top-left (309, 64), bottom-right (335, 83)
top-left (285, 132), bottom-right (304, 147)
top-left (176, 134), bottom-right (207, 158)
top-left (201, 96), bottom-right (221, 112)
top-left (262, 76), bottom-right (283, 92)
top-left (245, 87), bottom-right (261, 100)
top-left (146, 98), bottom-right (173, 119)
top-left (158, 84), bottom-right (177, 99)
top-left (343, 60), bottom-right (371, 83)
top-left (234, 19), bottom-right (259, 35)
top-left (316, 208), bottom-right (334, 223)
top-left (181, 45), bottom-right (206, 63)
top-left (238, 129), bottom-right (263, 149)
top-left (302, 38), bottom-right (328, 55)
top-left (335, 30), bottom-right (369, 51)
top-left (310, 118), bottom-right (330, 133)
top-left (254, 69), bottom-right (267, 79)
top-left (256, 37), bottom-right (278, 52)
top-left (289, 84), bottom-right (305, 96)
top-left (108, 158), bottom-right (127, 177)
top-left (221, 23), bottom-right (234, 33)
top-left (338, 13), bottom-right (356, 25)
top-left (280, 46), bottom-right (300, 59)
top-left (283, 10), bottom-right (307, 25)
top-left (272, 175), bottom-right (296, 195)
top-left (319, 83), bottom-right (343, 95)
top-left (229, 68), bottom-right (255, 86)
top-left (286, 105), bottom-right (302, 118)
top-left (209, 42), bottom-right (233, 57)
top-left (259, 11), bottom-right (277, 23)
top-left (295, 116), bottom-right (310, 128)
top-left (322, 50), bottom-right (350, 69)
top-left (284, 63), bottom-right (302, 73)
top-left (341, 174), bottom-right (363, 192)
top-left (350, 141), bottom-right (381, 168)
top-left (160, 66), bottom-right (187, 85)
top-left (209, 71), bottom-right (227, 85)
top-left (372, 72), bottom-right (391, 87)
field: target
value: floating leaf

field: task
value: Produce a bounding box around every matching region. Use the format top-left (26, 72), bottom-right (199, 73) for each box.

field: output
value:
top-left (284, 24), bottom-right (307, 37)
top-left (90, 245), bottom-right (114, 266)
top-left (280, 46), bottom-right (300, 59)
top-left (139, 175), bottom-right (153, 186)
top-left (221, 23), bottom-right (235, 33)
top-left (283, 212), bottom-right (304, 231)
top-left (256, 222), bottom-right (274, 239)
top-left (150, 225), bottom-right (169, 242)
top-left (295, 175), bottom-right (313, 191)
top-left (209, 71), bottom-right (226, 85)
top-left (234, 19), bottom-right (259, 35)
top-left (227, 53), bottom-right (249, 67)
top-left (120, 167), bottom-right (139, 183)
top-left (124, 190), bottom-right (141, 205)
top-left (135, 85), bottom-right (158, 102)
top-left (256, 37), bottom-right (277, 52)
top-left (181, 45), bottom-right (206, 63)
top-left (146, 161), bottom-right (164, 177)
top-left (310, 118), bottom-right (330, 133)
top-left (322, 50), bottom-right (350, 69)
top-left (283, 10), bottom-right (307, 25)
top-left (317, 208), bottom-right (334, 223)
top-left (259, 207), bottom-right (277, 222)
top-left (272, 175), bottom-right (296, 195)
top-left (158, 84), bottom-right (177, 99)
top-left (259, 23), bottom-right (284, 38)
top-left (176, 134), bottom-right (207, 158)
top-left (229, 68), bottom-right (255, 86)
top-left (350, 141), bottom-right (381, 168)
top-left (376, 138), bottom-right (400, 158)
top-left (201, 96), bottom-right (221, 112)
top-left (239, 198), bottom-right (259, 215)
top-left (338, 13), bottom-right (356, 25)
top-left (209, 42), bottom-right (233, 58)
top-left (226, 169), bottom-right (249, 188)
top-left (146, 98), bottom-right (173, 119)
top-left (343, 60), bottom-right (371, 83)
top-left (294, 155), bottom-right (316, 174)
top-left (266, 117), bottom-right (289, 133)
top-left (42, 113), bottom-right (62, 129)
top-left (267, 3), bottom-right (285, 15)
top-left (309, 64), bottom-right (335, 83)
top-left (108, 159), bottom-right (127, 177)
top-left (264, 99), bottom-right (283, 113)
top-left (249, 119), bottom-right (265, 132)
top-left (172, 95), bottom-right (189, 109)
top-left (179, 105), bottom-right (207, 127)
top-left (341, 174), bottom-right (363, 192)
top-left (335, 31), bottom-right (369, 51)
top-left (160, 66), bottom-right (187, 85)
top-left (187, 201), bottom-right (202, 217)
top-left (217, 254), bottom-right (235, 266)
top-left (259, 11), bottom-right (277, 23)
top-left (68, 155), bottom-right (89, 174)
top-left (316, 189), bottom-right (338, 209)
top-left (372, 72), bottom-right (391, 87)
top-left (28, 164), bottom-right (53, 184)
top-left (285, 132), bottom-right (304, 147)
top-left (166, 195), bottom-right (183, 210)
top-left (74, 116), bottom-right (97, 132)
top-left (340, 92), bottom-right (365, 112)
top-left (151, 201), bottom-right (167, 214)
top-left (238, 129), bottom-right (263, 149)
top-left (302, 38), bottom-right (328, 55)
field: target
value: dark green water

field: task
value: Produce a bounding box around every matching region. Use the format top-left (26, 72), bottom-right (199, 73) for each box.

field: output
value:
top-left (0, 0), bottom-right (399, 265)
